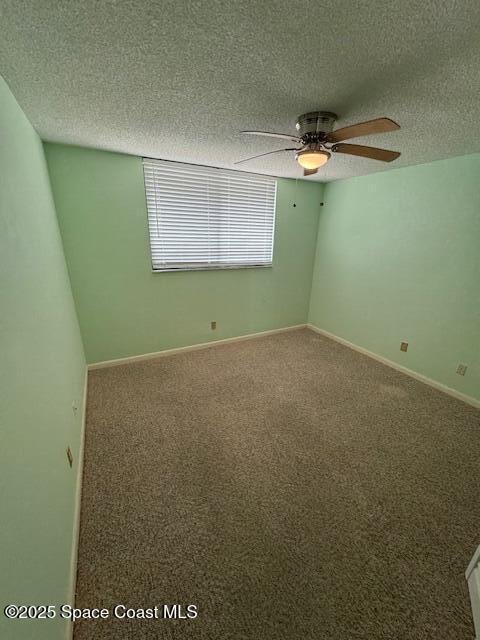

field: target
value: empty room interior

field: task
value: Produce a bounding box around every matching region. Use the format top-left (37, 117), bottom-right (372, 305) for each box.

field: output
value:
top-left (2, 1), bottom-right (480, 639)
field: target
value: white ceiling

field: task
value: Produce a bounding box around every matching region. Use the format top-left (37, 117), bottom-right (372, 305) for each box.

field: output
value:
top-left (1, 0), bottom-right (479, 181)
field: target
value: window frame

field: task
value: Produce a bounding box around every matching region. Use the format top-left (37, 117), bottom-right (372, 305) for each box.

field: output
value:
top-left (142, 158), bottom-right (277, 273)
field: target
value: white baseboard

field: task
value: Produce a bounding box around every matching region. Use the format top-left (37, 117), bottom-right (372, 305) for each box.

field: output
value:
top-left (66, 366), bottom-right (88, 640)
top-left (88, 324), bottom-right (307, 370)
top-left (307, 323), bottom-right (480, 410)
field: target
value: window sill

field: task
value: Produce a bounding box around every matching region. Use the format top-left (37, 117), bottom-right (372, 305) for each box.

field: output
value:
top-left (151, 264), bottom-right (273, 273)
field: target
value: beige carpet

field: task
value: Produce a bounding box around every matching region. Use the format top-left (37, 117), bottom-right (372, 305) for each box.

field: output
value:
top-left (75, 328), bottom-right (480, 639)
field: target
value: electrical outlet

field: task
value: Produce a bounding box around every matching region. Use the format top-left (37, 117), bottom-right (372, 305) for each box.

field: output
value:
top-left (66, 446), bottom-right (73, 468)
top-left (400, 341), bottom-right (408, 352)
top-left (211, 321), bottom-right (216, 330)
top-left (456, 363), bottom-right (467, 376)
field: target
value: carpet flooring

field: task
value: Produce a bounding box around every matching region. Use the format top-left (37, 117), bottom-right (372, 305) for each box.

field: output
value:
top-left (75, 328), bottom-right (480, 639)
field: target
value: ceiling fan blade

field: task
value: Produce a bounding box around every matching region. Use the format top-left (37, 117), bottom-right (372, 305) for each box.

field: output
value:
top-left (332, 143), bottom-right (400, 162)
top-left (326, 117), bottom-right (400, 143)
top-left (303, 168), bottom-right (318, 177)
top-left (241, 130), bottom-right (301, 143)
top-left (234, 147), bottom-right (299, 165)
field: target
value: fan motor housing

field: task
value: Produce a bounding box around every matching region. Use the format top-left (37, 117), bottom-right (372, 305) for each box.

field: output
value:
top-left (296, 111), bottom-right (337, 141)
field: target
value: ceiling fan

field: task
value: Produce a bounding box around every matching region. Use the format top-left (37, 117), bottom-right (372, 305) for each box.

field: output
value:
top-left (236, 111), bottom-right (401, 176)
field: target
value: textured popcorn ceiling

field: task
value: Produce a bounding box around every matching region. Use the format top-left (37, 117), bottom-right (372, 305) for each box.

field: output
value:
top-left (1, 0), bottom-right (479, 181)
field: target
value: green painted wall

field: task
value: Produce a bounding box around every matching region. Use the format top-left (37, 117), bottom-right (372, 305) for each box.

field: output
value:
top-left (309, 153), bottom-right (480, 402)
top-left (45, 143), bottom-right (323, 364)
top-left (0, 78), bottom-right (86, 639)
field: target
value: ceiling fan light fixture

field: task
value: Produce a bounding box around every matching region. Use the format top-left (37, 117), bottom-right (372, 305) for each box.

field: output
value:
top-left (238, 114), bottom-right (400, 169)
top-left (296, 149), bottom-right (330, 170)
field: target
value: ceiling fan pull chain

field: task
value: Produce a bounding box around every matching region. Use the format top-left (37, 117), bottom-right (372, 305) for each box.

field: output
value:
top-left (293, 177), bottom-right (299, 207)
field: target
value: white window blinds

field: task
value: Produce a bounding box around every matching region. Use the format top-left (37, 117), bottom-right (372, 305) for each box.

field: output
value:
top-left (143, 159), bottom-right (276, 271)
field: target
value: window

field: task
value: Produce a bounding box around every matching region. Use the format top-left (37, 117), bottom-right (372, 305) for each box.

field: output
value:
top-left (143, 159), bottom-right (276, 271)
